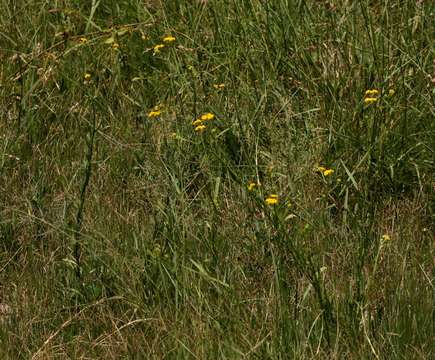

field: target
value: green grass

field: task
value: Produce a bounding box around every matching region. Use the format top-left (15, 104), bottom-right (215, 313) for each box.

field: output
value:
top-left (0, 0), bottom-right (433, 358)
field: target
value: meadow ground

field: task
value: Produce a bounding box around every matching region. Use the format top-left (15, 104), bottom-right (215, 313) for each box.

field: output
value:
top-left (0, 1), bottom-right (434, 358)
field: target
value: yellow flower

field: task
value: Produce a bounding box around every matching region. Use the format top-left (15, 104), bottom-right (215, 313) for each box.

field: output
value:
top-left (213, 83), bottom-right (225, 89)
top-left (365, 89), bottom-right (379, 96)
top-left (200, 112), bottom-right (215, 121)
top-left (364, 97), bottom-right (378, 104)
top-left (381, 234), bottom-right (391, 242)
top-left (111, 42), bottom-right (120, 50)
top-left (316, 166), bottom-right (334, 176)
top-left (148, 110), bottom-right (162, 118)
top-left (84, 72), bottom-right (92, 81)
top-left (79, 37), bottom-right (88, 44)
top-left (153, 44), bottom-right (165, 54)
top-left (265, 194), bottom-right (279, 206)
top-left (317, 166), bottom-right (327, 173)
top-left (247, 181), bottom-right (257, 191)
top-left (194, 124), bottom-right (207, 132)
top-left (163, 36), bottom-right (176, 43)
top-left (192, 119), bottom-right (203, 126)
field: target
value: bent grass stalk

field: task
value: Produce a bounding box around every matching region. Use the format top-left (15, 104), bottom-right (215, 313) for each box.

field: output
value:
top-left (73, 106), bottom-right (97, 279)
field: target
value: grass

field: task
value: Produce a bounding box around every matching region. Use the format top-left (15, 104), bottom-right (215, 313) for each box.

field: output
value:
top-left (0, 0), bottom-right (433, 358)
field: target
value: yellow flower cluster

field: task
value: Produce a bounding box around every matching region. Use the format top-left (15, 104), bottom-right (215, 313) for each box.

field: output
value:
top-left (317, 166), bottom-right (334, 176)
top-left (152, 36), bottom-right (176, 55)
top-left (213, 83), bottom-right (225, 89)
top-left (364, 89), bottom-right (379, 104)
top-left (246, 182), bottom-right (280, 207)
top-left (265, 194), bottom-right (279, 206)
top-left (192, 112), bottom-right (215, 133)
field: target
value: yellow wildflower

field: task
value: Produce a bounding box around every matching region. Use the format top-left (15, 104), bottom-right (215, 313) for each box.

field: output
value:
top-left (365, 89), bottom-right (379, 96)
top-left (213, 83), bottom-right (225, 89)
top-left (153, 44), bottom-right (165, 54)
top-left (247, 181), bottom-right (258, 191)
top-left (79, 37), bottom-right (88, 44)
top-left (194, 124), bottom-right (207, 132)
top-left (84, 72), bottom-right (92, 81)
top-left (381, 234), bottom-right (391, 242)
top-left (364, 97), bottom-right (378, 104)
top-left (317, 166), bottom-right (327, 173)
top-left (364, 88), bottom-right (380, 105)
top-left (192, 119), bottom-right (203, 126)
top-left (316, 166), bottom-right (334, 176)
top-left (148, 110), bottom-right (162, 118)
top-left (265, 194), bottom-right (279, 206)
top-left (200, 112), bottom-right (215, 121)
top-left (163, 36), bottom-right (176, 43)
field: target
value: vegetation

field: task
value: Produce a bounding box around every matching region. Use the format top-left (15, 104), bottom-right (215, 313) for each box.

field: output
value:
top-left (0, 1), bottom-right (433, 358)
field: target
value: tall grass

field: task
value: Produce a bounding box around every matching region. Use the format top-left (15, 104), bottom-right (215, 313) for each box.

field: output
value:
top-left (0, 0), bottom-right (433, 358)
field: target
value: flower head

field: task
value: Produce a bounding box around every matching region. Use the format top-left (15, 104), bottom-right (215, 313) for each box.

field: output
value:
top-left (163, 36), bottom-right (176, 43)
top-left (247, 181), bottom-right (258, 191)
top-left (381, 234), bottom-right (391, 242)
top-left (200, 112), bottom-right (215, 121)
top-left (79, 37), bottom-right (88, 44)
top-left (153, 44), bottom-right (165, 54)
top-left (265, 194), bottom-right (279, 206)
top-left (148, 110), bottom-right (162, 118)
top-left (316, 166), bottom-right (334, 176)
top-left (364, 97), bottom-right (378, 104)
top-left (317, 166), bottom-right (326, 173)
top-left (192, 119), bottom-right (203, 126)
top-left (84, 72), bottom-right (92, 81)
top-left (365, 89), bottom-right (379, 96)
top-left (194, 124), bottom-right (207, 132)
top-left (213, 83), bottom-right (225, 89)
